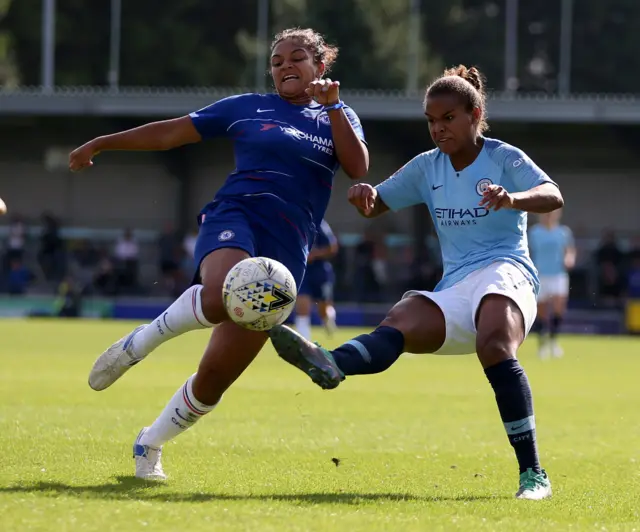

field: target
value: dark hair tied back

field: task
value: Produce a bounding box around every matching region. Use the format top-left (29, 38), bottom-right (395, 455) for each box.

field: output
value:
top-left (425, 64), bottom-right (488, 134)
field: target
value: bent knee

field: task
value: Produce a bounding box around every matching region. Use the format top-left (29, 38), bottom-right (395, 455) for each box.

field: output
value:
top-left (476, 336), bottom-right (518, 366)
top-left (200, 283), bottom-right (227, 324)
top-left (381, 297), bottom-right (418, 331)
top-left (381, 295), bottom-right (445, 353)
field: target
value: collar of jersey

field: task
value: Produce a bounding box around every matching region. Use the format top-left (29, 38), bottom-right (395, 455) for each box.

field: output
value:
top-left (445, 137), bottom-right (487, 175)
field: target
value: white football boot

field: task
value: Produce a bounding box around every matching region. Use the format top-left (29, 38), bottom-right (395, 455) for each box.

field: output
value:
top-left (550, 339), bottom-right (564, 358)
top-left (323, 317), bottom-right (337, 337)
top-left (88, 325), bottom-right (146, 391)
top-left (537, 337), bottom-right (550, 360)
top-left (515, 468), bottom-right (552, 500)
top-left (133, 428), bottom-right (166, 481)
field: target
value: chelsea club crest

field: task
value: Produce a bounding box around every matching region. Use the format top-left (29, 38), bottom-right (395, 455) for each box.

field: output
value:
top-left (218, 230), bottom-right (235, 242)
top-left (318, 113), bottom-right (331, 126)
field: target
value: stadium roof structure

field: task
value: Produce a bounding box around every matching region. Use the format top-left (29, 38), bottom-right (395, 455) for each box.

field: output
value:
top-left (2, 87), bottom-right (640, 123)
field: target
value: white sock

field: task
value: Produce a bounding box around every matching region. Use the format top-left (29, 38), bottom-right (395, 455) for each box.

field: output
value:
top-left (324, 306), bottom-right (336, 326)
top-left (140, 374), bottom-right (218, 448)
top-left (132, 285), bottom-right (213, 356)
top-left (295, 315), bottom-right (312, 340)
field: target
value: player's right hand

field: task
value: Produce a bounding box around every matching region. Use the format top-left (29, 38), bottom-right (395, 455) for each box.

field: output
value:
top-left (348, 183), bottom-right (377, 216)
top-left (69, 141), bottom-right (100, 172)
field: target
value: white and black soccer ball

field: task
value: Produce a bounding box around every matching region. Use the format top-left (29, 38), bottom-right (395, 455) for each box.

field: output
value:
top-left (222, 257), bottom-right (297, 331)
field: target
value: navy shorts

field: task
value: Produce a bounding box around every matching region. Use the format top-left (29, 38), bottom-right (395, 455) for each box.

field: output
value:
top-left (299, 262), bottom-right (334, 301)
top-left (192, 197), bottom-right (310, 290)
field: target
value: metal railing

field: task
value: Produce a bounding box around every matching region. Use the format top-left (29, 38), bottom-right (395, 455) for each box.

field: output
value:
top-left (3, 86), bottom-right (640, 123)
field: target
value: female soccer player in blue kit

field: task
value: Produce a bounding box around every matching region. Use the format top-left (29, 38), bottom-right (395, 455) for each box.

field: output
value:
top-left (269, 65), bottom-right (564, 500)
top-left (68, 28), bottom-right (368, 480)
top-left (294, 219), bottom-right (339, 340)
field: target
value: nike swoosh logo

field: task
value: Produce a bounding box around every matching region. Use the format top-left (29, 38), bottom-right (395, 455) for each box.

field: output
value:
top-left (432, 185), bottom-right (443, 190)
top-left (510, 421), bottom-right (528, 431)
top-left (257, 109), bottom-right (275, 113)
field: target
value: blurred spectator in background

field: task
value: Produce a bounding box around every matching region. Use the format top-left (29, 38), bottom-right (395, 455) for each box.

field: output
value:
top-left (595, 229), bottom-right (624, 269)
top-left (158, 222), bottom-right (182, 294)
top-left (6, 257), bottom-right (34, 295)
top-left (38, 212), bottom-right (65, 282)
top-left (113, 228), bottom-right (139, 293)
top-left (70, 239), bottom-right (100, 293)
top-left (401, 244), bottom-right (440, 294)
top-left (93, 250), bottom-right (117, 295)
top-left (562, 223), bottom-right (590, 304)
top-left (182, 228), bottom-right (198, 281)
top-left (627, 235), bottom-right (640, 264)
top-left (354, 230), bottom-right (388, 302)
top-left (598, 260), bottom-right (625, 308)
top-left (56, 276), bottom-right (82, 317)
top-left (627, 255), bottom-right (640, 299)
top-left (594, 230), bottom-right (625, 307)
top-left (183, 229), bottom-right (197, 261)
top-left (4, 214), bottom-right (26, 268)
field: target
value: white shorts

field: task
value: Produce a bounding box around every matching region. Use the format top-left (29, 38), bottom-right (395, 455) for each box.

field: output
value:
top-left (402, 261), bottom-right (537, 356)
top-left (538, 273), bottom-right (569, 301)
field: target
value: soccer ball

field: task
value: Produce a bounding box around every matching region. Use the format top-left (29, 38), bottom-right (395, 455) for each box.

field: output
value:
top-left (222, 257), bottom-right (297, 332)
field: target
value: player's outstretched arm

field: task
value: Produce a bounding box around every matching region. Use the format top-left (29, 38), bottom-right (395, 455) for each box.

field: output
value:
top-left (347, 183), bottom-right (389, 219)
top-left (69, 116), bottom-right (201, 172)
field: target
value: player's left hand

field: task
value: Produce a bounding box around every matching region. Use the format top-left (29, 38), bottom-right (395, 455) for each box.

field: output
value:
top-left (306, 78), bottom-right (340, 106)
top-left (479, 184), bottom-right (515, 211)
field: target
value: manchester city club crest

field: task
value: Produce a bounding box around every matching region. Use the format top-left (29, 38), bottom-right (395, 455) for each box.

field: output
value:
top-left (476, 178), bottom-right (493, 196)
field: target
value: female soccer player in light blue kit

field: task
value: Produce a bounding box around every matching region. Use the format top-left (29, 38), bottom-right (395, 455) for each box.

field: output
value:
top-left (270, 65), bottom-right (564, 500)
top-left (528, 210), bottom-right (576, 358)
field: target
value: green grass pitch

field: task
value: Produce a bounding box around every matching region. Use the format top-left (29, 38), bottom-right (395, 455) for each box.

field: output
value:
top-left (1, 319), bottom-right (639, 531)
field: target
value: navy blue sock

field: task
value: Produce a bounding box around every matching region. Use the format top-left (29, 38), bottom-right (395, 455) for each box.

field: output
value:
top-left (533, 319), bottom-right (547, 348)
top-left (533, 318), bottom-right (546, 335)
top-left (485, 359), bottom-right (541, 474)
top-left (330, 326), bottom-right (405, 375)
top-left (550, 315), bottom-right (562, 339)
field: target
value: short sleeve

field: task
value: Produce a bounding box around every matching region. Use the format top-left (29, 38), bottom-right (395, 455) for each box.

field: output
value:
top-left (343, 105), bottom-right (366, 143)
top-left (189, 94), bottom-right (247, 140)
top-left (501, 145), bottom-right (556, 192)
top-left (375, 154), bottom-right (427, 212)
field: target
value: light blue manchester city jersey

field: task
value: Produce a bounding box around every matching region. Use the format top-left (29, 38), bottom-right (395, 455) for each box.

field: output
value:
top-left (376, 138), bottom-right (556, 294)
top-left (528, 224), bottom-right (574, 276)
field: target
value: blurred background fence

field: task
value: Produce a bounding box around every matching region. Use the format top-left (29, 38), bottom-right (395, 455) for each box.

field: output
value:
top-left (1, 0), bottom-right (639, 333)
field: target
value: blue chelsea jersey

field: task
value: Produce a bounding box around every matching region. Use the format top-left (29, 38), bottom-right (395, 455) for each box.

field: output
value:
top-left (376, 138), bottom-right (556, 294)
top-left (189, 93), bottom-right (365, 229)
